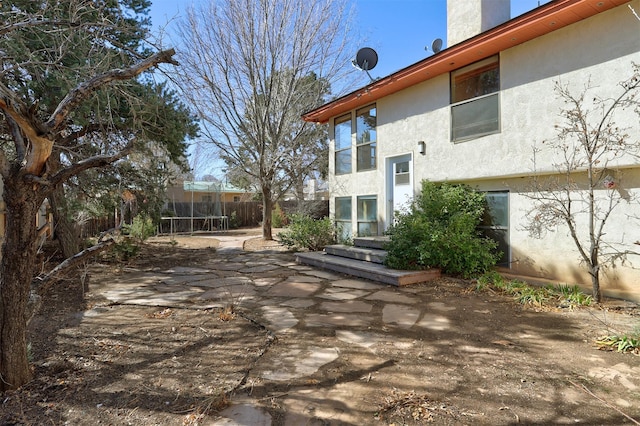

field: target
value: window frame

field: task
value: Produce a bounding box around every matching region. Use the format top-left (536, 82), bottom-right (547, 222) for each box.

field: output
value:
top-left (334, 113), bottom-right (352, 175)
top-left (450, 56), bottom-right (500, 142)
top-left (356, 105), bottom-right (377, 172)
top-left (479, 191), bottom-right (510, 268)
top-left (335, 196), bottom-right (352, 240)
top-left (356, 195), bottom-right (378, 236)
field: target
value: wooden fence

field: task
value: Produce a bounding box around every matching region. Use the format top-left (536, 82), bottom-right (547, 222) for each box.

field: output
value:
top-left (82, 200), bottom-right (329, 236)
top-left (159, 199), bottom-right (329, 234)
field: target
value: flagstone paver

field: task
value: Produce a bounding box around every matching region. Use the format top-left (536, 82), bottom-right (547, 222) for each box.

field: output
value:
top-left (416, 313), bottom-right (452, 331)
top-left (331, 278), bottom-right (385, 290)
top-left (305, 313), bottom-right (372, 328)
top-left (261, 306), bottom-right (298, 332)
top-left (319, 300), bottom-right (373, 313)
top-left (260, 346), bottom-right (340, 381)
top-left (316, 287), bottom-right (370, 301)
top-left (265, 281), bottom-right (321, 297)
top-left (382, 304), bottom-right (421, 329)
top-left (365, 290), bottom-right (417, 304)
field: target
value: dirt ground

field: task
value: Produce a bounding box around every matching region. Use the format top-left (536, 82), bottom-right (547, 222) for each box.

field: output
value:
top-left (2, 230), bottom-right (640, 425)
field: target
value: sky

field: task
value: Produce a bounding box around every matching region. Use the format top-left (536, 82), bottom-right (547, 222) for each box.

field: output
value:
top-left (148, 0), bottom-right (549, 78)
top-left (147, 0), bottom-right (548, 178)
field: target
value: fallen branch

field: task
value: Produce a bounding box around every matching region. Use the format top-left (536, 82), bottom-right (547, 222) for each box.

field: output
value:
top-left (35, 238), bottom-right (116, 287)
top-left (568, 380), bottom-right (640, 425)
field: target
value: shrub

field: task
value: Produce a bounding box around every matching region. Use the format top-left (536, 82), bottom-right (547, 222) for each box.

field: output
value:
top-left (277, 214), bottom-right (335, 251)
top-left (229, 211), bottom-right (240, 229)
top-left (122, 214), bottom-right (155, 243)
top-left (272, 203), bottom-right (288, 228)
top-left (384, 180), bottom-right (500, 278)
top-left (112, 237), bottom-right (141, 261)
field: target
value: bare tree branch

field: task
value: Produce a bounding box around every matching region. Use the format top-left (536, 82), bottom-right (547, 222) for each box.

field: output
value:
top-left (47, 140), bottom-right (136, 187)
top-left (46, 48), bottom-right (178, 131)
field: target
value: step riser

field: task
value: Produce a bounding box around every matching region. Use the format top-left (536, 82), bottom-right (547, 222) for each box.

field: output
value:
top-left (296, 252), bottom-right (440, 287)
top-left (353, 237), bottom-right (389, 250)
top-left (324, 246), bottom-right (386, 264)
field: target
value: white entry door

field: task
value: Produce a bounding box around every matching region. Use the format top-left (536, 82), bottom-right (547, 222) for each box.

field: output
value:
top-left (393, 160), bottom-right (412, 214)
top-left (386, 154), bottom-right (413, 229)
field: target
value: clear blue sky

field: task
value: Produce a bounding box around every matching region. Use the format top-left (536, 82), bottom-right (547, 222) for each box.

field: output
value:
top-left (149, 0), bottom-right (548, 78)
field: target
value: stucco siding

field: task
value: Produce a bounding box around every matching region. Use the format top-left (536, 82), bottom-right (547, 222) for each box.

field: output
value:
top-left (327, 1), bottom-right (640, 300)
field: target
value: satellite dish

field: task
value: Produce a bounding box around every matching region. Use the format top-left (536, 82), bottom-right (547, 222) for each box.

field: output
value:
top-left (355, 47), bottom-right (378, 71)
top-left (431, 38), bottom-right (443, 53)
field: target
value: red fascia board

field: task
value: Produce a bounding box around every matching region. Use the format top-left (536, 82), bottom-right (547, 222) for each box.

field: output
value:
top-left (302, 0), bottom-right (628, 124)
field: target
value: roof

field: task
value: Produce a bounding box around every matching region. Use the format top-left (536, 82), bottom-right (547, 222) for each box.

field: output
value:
top-left (302, 0), bottom-right (630, 124)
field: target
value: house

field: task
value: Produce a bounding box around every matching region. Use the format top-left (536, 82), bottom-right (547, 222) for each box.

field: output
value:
top-left (303, 0), bottom-right (640, 301)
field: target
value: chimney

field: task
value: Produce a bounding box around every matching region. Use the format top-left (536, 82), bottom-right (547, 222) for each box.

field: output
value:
top-left (447, 0), bottom-right (511, 46)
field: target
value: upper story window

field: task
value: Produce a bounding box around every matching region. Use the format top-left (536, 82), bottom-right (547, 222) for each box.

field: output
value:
top-left (332, 104), bottom-right (377, 175)
top-left (334, 113), bottom-right (352, 175)
top-left (450, 56), bottom-right (500, 142)
top-left (356, 105), bottom-right (376, 171)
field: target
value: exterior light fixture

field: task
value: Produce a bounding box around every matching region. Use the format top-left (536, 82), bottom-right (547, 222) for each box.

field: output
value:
top-left (418, 141), bottom-right (426, 155)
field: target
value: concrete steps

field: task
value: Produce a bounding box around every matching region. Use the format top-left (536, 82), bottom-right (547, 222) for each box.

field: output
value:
top-left (296, 236), bottom-right (440, 286)
top-left (324, 244), bottom-right (387, 264)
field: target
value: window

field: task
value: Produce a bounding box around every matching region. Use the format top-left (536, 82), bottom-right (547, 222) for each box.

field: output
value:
top-left (395, 161), bottom-right (410, 185)
top-left (356, 105), bottom-right (376, 171)
top-left (335, 197), bottom-right (352, 241)
top-left (201, 195), bottom-right (212, 203)
top-left (357, 195), bottom-right (378, 236)
top-left (233, 196), bottom-right (240, 202)
top-left (450, 56), bottom-right (500, 142)
top-left (334, 114), bottom-right (352, 175)
top-left (479, 191), bottom-right (510, 267)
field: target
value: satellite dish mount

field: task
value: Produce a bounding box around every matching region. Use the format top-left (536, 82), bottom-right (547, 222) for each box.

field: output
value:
top-left (425, 38), bottom-right (443, 54)
top-left (352, 47), bottom-right (378, 82)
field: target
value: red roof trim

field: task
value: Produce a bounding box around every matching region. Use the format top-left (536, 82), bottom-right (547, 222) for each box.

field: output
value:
top-left (302, 0), bottom-right (629, 124)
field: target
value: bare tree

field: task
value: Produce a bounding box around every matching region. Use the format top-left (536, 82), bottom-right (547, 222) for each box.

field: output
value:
top-left (174, 0), bottom-right (358, 239)
top-left (523, 64), bottom-right (640, 302)
top-left (0, 2), bottom-right (179, 391)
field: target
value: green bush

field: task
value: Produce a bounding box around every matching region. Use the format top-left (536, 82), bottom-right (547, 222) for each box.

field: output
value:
top-left (229, 211), bottom-right (240, 229)
top-left (112, 237), bottom-right (141, 261)
top-left (272, 203), bottom-right (288, 228)
top-left (277, 214), bottom-right (335, 251)
top-left (122, 214), bottom-right (155, 243)
top-left (384, 180), bottom-right (500, 278)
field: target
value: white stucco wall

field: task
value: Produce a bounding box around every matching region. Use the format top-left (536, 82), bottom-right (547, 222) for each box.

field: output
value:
top-left (328, 1), bottom-right (640, 300)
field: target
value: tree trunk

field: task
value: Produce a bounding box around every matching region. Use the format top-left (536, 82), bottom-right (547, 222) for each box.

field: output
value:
top-left (262, 186), bottom-right (273, 240)
top-left (49, 184), bottom-right (81, 258)
top-left (591, 257), bottom-right (601, 303)
top-left (0, 179), bottom-right (43, 391)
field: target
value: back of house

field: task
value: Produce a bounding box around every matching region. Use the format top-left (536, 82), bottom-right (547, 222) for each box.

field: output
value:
top-left (303, 0), bottom-right (640, 301)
